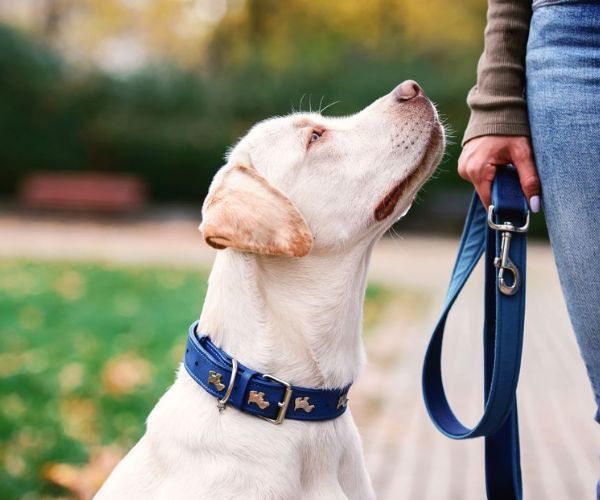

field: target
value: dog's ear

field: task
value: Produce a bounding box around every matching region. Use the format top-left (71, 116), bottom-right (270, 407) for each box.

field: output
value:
top-left (200, 164), bottom-right (313, 257)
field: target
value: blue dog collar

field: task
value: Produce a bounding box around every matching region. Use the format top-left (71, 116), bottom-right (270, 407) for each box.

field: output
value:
top-left (183, 321), bottom-right (351, 424)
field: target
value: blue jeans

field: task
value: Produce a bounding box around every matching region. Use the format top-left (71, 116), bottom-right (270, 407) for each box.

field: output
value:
top-left (526, 0), bottom-right (600, 493)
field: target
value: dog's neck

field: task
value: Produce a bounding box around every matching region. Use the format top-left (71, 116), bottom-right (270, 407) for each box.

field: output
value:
top-left (197, 245), bottom-right (374, 389)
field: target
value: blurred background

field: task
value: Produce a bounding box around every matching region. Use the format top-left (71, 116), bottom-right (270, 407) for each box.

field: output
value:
top-left (0, 0), bottom-right (494, 227)
top-left (1, 1), bottom-right (597, 499)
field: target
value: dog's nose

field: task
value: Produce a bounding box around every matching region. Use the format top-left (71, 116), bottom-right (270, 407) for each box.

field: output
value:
top-left (393, 80), bottom-right (424, 101)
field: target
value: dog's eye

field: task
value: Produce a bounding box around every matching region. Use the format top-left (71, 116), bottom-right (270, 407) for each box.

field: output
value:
top-left (309, 131), bottom-right (322, 144)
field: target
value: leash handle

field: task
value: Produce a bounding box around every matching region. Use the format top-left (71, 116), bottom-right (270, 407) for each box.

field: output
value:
top-left (422, 165), bottom-right (528, 499)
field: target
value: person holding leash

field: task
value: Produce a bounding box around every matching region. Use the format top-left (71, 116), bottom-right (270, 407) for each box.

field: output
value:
top-left (458, 0), bottom-right (600, 494)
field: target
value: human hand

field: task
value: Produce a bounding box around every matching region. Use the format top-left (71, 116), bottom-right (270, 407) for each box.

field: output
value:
top-left (458, 135), bottom-right (541, 212)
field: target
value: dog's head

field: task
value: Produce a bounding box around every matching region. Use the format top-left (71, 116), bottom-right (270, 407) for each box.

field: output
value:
top-left (200, 81), bottom-right (445, 257)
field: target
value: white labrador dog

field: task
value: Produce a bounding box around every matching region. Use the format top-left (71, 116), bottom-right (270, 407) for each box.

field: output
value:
top-left (96, 81), bottom-right (444, 500)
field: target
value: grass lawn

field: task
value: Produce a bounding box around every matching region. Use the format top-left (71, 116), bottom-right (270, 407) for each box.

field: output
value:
top-left (0, 259), bottom-right (390, 499)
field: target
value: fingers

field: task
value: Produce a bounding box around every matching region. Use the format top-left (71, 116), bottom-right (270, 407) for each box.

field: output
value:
top-left (470, 163), bottom-right (496, 208)
top-left (511, 141), bottom-right (541, 213)
top-left (458, 136), bottom-right (542, 213)
top-left (458, 142), bottom-right (496, 208)
top-left (463, 160), bottom-right (496, 208)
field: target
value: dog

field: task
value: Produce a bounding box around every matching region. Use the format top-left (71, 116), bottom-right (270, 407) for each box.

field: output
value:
top-left (95, 80), bottom-right (445, 500)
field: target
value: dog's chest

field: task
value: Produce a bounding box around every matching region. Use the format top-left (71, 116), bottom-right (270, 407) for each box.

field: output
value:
top-left (143, 372), bottom-right (356, 493)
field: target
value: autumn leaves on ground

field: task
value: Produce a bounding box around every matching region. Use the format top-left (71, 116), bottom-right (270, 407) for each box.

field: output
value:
top-left (0, 259), bottom-right (389, 499)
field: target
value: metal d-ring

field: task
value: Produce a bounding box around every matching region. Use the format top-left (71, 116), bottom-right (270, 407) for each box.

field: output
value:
top-left (217, 358), bottom-right (238, 412)
top-left (487, 205), bottom-right (530, 233)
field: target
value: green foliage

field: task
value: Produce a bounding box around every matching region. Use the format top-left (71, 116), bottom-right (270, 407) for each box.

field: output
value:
top-left (0, 259), bottom-right (389, 497)
top-left (0, 259), bottom-right (207, 497)
top-left (0, 4), bottom-right (550, 235)
top-left (0, 0), bottom-right (485, 205)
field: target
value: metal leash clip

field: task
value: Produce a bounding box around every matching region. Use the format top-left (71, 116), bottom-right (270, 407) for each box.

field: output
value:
top-left (487, 205), bottom-right (530, 296)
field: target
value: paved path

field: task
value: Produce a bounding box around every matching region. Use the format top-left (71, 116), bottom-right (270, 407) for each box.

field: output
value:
top-left (1, 213), bottom-right (598, 498)
top-left (358, 238), bottom-right (599, 499)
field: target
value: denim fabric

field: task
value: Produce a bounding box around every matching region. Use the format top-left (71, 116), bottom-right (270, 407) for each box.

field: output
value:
top-left (526, 3), bottom-right (600, 494)
top-left (532, 0), bottom-right (595, 9)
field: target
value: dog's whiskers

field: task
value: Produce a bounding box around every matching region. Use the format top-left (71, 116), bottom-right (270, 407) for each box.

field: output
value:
top-left (320, 100), bottom-right (340, 115)
top-left (299, 93), bottom-right (307, 113)
top-left (389, 225), bottom-right (404, 243)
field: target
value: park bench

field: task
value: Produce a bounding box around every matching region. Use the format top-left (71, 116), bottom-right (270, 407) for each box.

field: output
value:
top-left (19, 171), bottom-right (147, 212)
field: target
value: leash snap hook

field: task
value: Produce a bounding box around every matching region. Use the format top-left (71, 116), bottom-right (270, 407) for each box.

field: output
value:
top-left (494, 229), bottom-right (520, 296)
top-left (487, 205), bottom-right (529, 296)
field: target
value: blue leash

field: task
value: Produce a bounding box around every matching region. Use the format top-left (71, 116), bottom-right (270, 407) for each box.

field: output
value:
top-left (422, 166), bottom-right (529, 499)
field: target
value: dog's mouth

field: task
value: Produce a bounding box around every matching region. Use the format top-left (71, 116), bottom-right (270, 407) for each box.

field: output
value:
top-left (374, 169), bottom-right (421, 221)
top-left (374, 123), bottom-right (444, 222)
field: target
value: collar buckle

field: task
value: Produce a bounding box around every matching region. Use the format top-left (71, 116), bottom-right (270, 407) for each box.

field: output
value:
top-left (260, 374), bottom-right (292, 424)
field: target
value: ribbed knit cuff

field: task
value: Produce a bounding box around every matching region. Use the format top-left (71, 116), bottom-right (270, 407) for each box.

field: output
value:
top-left (463, 110), bottom-right (531, 146)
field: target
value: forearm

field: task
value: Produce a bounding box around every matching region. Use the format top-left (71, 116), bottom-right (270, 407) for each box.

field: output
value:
top-left (463, 0), bottom-right (532, 145)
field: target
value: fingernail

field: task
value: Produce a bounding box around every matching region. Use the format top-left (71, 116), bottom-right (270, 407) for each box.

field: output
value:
top-left (529, 195), bottom-right (541, 213)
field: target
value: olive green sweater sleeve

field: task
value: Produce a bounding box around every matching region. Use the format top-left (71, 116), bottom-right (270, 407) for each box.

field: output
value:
top-left (462, 0), bottom-right (533, 145)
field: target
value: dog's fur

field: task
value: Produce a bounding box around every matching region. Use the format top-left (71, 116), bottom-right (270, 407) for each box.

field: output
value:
top-left (95, 83), bottom-right (444, 500)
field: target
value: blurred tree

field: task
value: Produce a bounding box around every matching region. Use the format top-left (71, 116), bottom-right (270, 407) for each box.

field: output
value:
top-left (42, 0), bottom-right (63, 40)
top-left (2, 0), bottom-right (539, 234)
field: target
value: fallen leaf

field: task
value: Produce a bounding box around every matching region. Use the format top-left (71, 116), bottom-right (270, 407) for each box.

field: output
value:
top-left (101, 353), bottom-right (151, 396)
top-left (60, 398), bottom-right (97, 444)
top-left (53, 271), bottom-right (85, 301)
top-left (58, 362), bottom-right (85, 392)
top-left (43, 445), bottom-right (124, 500)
